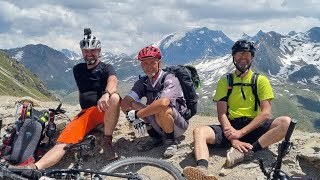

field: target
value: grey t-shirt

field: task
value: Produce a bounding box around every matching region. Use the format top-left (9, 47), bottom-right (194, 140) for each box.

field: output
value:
top-left (127, 70), bottom-right (188, 118)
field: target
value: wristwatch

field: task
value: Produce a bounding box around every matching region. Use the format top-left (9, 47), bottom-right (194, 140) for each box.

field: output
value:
top-left (102, 90), bottom-right (111, 98)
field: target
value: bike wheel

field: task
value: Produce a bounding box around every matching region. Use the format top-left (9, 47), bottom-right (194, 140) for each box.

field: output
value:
top-left (99, 156), bottom-right (184, 180)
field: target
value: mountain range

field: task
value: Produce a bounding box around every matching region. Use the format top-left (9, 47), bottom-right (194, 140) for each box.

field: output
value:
top-left (1, 26), bottom-right (319, 131)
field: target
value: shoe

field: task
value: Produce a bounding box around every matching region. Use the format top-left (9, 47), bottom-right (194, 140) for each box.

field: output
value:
top-left (226, 147), bottom-right (253, 167)
top-left (162, 139), bottom-right (177, 158)
top-left (137, 138), bottom-right (163, 152)
top-left (105, 144), bottom-right (119, 161)
top-left (8, 162), bottom-right (37, 170)
top-left (183, 166), bottom-right (218, 180)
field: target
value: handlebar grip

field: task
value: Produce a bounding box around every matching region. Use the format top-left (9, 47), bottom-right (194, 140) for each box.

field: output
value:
top-left (285, 119), bottom-right (297, 142)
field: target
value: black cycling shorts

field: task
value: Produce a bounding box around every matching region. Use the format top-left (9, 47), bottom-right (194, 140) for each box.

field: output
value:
top-left (209, 117), bottom-right (273, 148)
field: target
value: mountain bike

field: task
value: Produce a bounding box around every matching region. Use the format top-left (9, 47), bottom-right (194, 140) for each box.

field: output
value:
top-left (1, 135), bottom-right (184, 180)
top-left (258, 119), bottom-right (298, 180)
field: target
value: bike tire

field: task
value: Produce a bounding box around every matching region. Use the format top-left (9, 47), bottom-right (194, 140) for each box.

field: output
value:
top-left (99, 156), bottom-right (184, 180)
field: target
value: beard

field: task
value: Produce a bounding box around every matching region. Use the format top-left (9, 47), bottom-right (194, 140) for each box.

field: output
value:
top-left (146, 72), bottom-right (156, 78)
top-left (84, 57), bottom-right (97, 65)
top-left (237, 63), bottom-right (249, 72)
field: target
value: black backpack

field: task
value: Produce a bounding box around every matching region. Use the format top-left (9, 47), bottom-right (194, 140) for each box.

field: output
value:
top-left (226, 73), bottom-right (260, 111)
top-left (162, 65), bottom-right (200, 120)
top-left (142, 65), bottom-right (200, 120)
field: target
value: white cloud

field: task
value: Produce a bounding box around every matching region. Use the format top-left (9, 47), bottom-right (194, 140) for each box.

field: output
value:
top-left (0, 0), bottom-right (319, 55)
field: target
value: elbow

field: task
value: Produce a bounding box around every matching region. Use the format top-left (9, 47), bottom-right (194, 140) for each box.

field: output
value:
top-left (262, 111), bottom-right (271, 120)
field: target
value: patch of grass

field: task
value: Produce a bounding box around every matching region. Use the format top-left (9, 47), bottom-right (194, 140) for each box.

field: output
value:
top-left (0, 51), bottom-right (55, 101)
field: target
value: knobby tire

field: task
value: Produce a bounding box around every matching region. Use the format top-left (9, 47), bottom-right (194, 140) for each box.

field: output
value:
top-left (99, 156), bottom-right (184, 180)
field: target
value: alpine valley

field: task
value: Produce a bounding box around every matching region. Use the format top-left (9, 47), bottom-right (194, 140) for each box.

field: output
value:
top-left (1, 27), bottom-right (319, 131)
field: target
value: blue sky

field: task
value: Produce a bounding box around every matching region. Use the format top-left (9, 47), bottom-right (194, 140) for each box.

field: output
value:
top-left (0, 0), bottom-right (319, 55)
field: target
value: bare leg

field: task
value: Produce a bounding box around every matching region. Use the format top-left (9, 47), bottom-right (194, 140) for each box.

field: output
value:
top-left (183, 126), bottom-right (218, 179)
top-left (258, 116), bottom-right (291, 148)
top-left (104, 93), bottom-right (121, 136)
top-left (155, 107), bottom-right (174, 133)
top-left (35, 143), bottom-right (67, 170)
top-left (193, 126), bottom-right (216, 161)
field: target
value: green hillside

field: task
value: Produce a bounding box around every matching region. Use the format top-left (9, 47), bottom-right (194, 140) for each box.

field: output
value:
top-left (0, 50), bottom-right (56, 101)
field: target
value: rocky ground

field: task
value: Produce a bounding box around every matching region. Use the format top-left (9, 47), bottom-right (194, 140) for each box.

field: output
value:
top-left (0, 96), bottom-right (319, 180)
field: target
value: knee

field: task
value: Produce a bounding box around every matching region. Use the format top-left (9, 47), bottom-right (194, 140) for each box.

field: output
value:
top-left (109, 93), bottom-right (121, 107)
top-left (282, 116), bottom-right (291, 130)
top-left (193, 126), bottom-right (206, 139)
top-left (156, 106), bottom-right (172, 119)
top-left (275, 116), bottom-right (291, 131)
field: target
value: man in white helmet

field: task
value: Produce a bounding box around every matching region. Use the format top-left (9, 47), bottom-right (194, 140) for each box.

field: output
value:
top-left (12, 28), bottom-right (121, 170)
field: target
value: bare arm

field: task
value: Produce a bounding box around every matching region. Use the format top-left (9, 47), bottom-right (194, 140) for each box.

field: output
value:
top-left (136, 97), bottom-right (170, 118)
top-left (216, 101), bottom-right (232, 130)
top-left (218, 100), bottom-right (254, 152)
top-left (121, 95), bottom-right (147, 112)
top-left (105, 75), bottom-right (118, 95)
top-left (224, 100), bottom-right (271, 140)
top-left (97, 75), bottom-right (118, 112)
top-left (240, 100), bottom-right (271, 136)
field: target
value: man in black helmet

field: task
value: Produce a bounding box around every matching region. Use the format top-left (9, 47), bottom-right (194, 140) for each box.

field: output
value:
top-left (183, 40), bottom-right (291, 179)
top-left (11, 28), bottom-right (121, 170)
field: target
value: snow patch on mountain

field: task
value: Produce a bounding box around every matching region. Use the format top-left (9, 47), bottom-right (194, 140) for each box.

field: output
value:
top-left (60, 49), bottom-right (81, 61)
top-left (162, 31), bottom-right (188, 49)
top-left (195, 55), bottom-right (233, 85)
top-left (12, 50), bottom-right (24, 61)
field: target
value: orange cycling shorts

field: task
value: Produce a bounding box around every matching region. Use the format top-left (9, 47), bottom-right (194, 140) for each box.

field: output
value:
top-left (57, 106), bottom-right (104, 144)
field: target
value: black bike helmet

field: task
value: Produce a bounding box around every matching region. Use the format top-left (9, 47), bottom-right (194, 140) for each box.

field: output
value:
top-left (232, 40), bottom-right (256, 57)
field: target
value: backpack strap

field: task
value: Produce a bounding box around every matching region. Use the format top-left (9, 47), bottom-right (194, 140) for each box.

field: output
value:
top-left (226, 72), bottom-right (260, 112)
top-left (142, 72), bottom-right (169, 95)
top-left (225, 73), bottom-right (233, 116)
top-left (226, 73), bottom-right (233, 102)
top-left (142, 75), bottom-right (148, 93)
top-left (251, 73), bottom-right (260, 111)
top-left (160, 72), bottom-right (169, 90)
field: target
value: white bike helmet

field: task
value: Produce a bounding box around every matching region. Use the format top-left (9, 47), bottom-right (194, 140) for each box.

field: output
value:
top-left (79, 28), bottom-right (101, 49)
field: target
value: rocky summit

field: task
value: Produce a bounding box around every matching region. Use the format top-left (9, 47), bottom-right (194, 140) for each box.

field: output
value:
top-left (0, 96), bottom-right (319, 179)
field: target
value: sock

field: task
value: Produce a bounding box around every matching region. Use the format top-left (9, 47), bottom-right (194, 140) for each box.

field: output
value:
top-left (252, 141), bottom-right (263, 153)
top-left (165, 132), bottom-right (174, 140)
top-left (196, 159), bottom-right (208, 169)
top-left (147, 128), bottom-right (162, 139)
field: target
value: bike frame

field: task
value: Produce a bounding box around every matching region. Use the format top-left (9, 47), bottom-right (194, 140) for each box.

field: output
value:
top-left (4, 135), bottom-right (141, 180)
top-left (258, 119), bottom-right (297, 180)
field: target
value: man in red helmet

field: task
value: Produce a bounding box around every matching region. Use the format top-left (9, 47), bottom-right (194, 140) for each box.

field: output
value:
top-left (121, 45), bottom-right (189, 158)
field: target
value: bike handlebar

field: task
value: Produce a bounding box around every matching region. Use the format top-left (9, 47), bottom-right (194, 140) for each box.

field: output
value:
top-left (285, 119), bottom-right (297, 142)
top-left (49, 102), bottom-right (66, 115)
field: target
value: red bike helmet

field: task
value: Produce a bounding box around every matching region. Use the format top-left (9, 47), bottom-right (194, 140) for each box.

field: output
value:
top-left (138, 46), bottom-right (162, 61)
